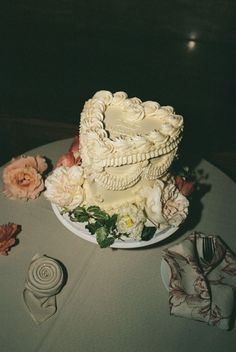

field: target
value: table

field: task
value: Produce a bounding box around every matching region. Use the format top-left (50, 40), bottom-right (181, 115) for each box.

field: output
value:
top-left (1, 139), bottom-right (236, 352)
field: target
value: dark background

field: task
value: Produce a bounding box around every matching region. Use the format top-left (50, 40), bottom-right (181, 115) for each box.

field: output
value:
top-left (0, 1), bottom-right (235, 178)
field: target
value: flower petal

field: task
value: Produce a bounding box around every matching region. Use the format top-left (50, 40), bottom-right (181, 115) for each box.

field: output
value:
top-left (0, 223), bottom-right (20, 255)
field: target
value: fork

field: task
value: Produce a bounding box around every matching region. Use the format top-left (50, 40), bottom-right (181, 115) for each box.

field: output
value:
top-left (202, 236), bottom-right (214, 263)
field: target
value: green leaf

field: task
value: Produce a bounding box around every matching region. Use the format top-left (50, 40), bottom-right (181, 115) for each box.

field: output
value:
top-left (73, 205), bottom-right (86, 213)
top-left (87, 205), bottom-right (109, 221)
top-left (85, 222), bottom-right (101, 235)
top-left (73, 206), bottom-right (87, 216)
top-left (94, 211), bottom-right (109, 221)
top-left (106, 214), bottom-right (118, 231)
top-left (95, 226), bottom-right (115, 248)
top-left (98, 237), bottom-right (115, 248)
top-left (70, 206), bottom-right (89, 222)
top-left (141, 226), bottom-right (156, 241)
top-left (96, 226), bottom-right (109, 241)
top-left (72, 213), bottom-right (89, 222)
top-left (87, 205), bottom-right (101, 213)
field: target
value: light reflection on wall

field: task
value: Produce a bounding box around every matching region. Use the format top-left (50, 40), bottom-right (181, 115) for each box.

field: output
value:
top-left (187, 32), bottom-right (198, 51)
top-left (187, 40), bottom-right (196, 50)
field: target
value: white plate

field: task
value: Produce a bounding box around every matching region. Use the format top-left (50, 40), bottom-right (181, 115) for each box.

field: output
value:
top-left (160, 259), bottom-right (171, 290)
top-left (52, 203), bottom-right (178, 249)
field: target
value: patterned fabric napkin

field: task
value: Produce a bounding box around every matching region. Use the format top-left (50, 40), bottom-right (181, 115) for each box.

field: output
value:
top-left (162, 232), bottom-right (236, 330)
top-left (23, 254), bottom-right (65, 324)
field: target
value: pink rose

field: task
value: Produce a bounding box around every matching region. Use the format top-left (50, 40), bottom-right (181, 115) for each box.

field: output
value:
top-left (2, 156), bottom-right (47, 200)
top-left (69, 135), bottom-right (80, 156)
top-left (0, 223), bottom-right (20, 255)
top-left (175, 175), bottom-right (195, 197)
top-left (56, 135), bottom-right (81, 168)
top-left (56, 151), bottom-right (76, 168)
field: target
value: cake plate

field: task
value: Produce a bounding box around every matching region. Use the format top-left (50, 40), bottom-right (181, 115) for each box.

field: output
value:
top-left (160, 259), bottom-right (171, 290)
top-left (52, 203), bottom-right (179, 249)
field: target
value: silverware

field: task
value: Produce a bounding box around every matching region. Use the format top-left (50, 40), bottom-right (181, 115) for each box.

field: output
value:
top-left (203, 236), bottom-right (214, 263)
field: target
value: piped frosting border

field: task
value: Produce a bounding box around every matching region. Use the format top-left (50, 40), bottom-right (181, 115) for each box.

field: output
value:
top-left (80, 90), bottom-right (183, 171)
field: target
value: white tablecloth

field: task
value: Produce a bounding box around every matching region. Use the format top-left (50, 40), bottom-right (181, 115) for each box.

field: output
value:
top-left (0, 139), bottom-right (236, 352)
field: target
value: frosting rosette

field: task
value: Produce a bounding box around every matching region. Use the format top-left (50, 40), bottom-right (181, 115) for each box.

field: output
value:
top-left (123, 99), bottom-right (145, 121)
top-left (142, 101), bottom-right (160, 116)
top-left (116, 203), bottom-right (146, 240)
top-left (44, 165), bottom-right (84, 210)
top-left (93, 90), bottom-right (113, 105)
top-left (112, 91), bottom-right (128, 105)
top-left (144, 179), bottom-right (189, 229)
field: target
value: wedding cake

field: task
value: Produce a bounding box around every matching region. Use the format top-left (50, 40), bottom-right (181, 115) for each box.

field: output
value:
top-left (45, 90), bottom-right (189, 247)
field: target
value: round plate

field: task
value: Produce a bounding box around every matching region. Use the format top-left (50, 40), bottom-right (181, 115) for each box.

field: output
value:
top-left (160, 259), bottom-right (171, 290)
top-left (52, 203), bottom-right (178, 249)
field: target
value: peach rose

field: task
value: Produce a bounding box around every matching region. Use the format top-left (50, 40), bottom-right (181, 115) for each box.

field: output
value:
top-left (56, 135), bottom-right (81, 168)
top-left (0, 223), bottom-right (20, 255)
top-left (2, 156), bottom-right (47, 200)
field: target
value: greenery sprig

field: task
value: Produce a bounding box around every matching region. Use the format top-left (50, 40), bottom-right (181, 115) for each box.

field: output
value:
top-left (67, 205), bottom-right (156, 248)
top-left (68, 205), bottom-right (121, 248)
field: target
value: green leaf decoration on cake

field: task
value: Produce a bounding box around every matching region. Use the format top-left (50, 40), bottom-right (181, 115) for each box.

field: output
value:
top-left (68, 205), bottom-right (156, 248)
top-left (97, 236), bottom-right (115, 248)
top-left (141, 226), bottom-right (156, 241)
top-left (88, 208), bottom-right (109, 221)
top-left (95, 226), bottom-right (109, 239)
top-left (85, 222), bottom-right (100, 235)
top-left (106, 213), bottom-right (118, 231)
top-left (95, 226), bottom-right (115, 248)
top-left (70, 206), bottom-right (89, 222)
top-left (87, 205), bottom-right (101, 212)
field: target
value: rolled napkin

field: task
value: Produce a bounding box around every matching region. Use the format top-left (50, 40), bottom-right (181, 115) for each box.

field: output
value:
top-left (23, 254), bottom-right (65, 324)
top-left (162, 232), bottom-right (236, 330)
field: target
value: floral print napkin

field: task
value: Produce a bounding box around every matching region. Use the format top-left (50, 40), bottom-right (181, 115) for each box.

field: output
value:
top-left (162, 232), bottom-right (236, 330)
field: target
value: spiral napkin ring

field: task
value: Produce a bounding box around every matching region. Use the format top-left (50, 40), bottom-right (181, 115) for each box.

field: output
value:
top-left (23, 254), bottom-right (65, 324)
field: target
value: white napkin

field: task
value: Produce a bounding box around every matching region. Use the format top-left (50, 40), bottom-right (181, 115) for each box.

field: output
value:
top-left (162, 232), bottom-right (236, 330)
top-left (23, 254), bottom-right (65, 324)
